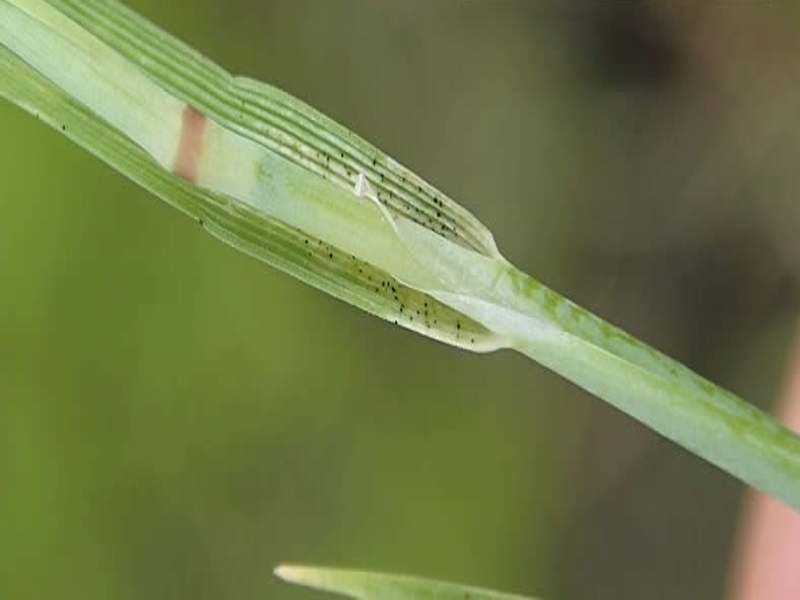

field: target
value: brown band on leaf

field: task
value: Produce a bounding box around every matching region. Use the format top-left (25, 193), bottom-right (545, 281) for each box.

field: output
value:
top-left (172, 105), bottom-right (206, 183)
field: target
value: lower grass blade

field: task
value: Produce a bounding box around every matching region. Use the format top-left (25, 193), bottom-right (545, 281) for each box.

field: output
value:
top-left (275, 565), bottom-right (540, 600)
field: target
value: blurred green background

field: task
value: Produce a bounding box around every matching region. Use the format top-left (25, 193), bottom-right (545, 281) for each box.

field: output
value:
top-left (2, 2), bottom-right (800, 599)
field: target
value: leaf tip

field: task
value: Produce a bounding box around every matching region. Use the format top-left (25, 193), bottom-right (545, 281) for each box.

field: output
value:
top-left (274, 563), bottom-right (304, 583)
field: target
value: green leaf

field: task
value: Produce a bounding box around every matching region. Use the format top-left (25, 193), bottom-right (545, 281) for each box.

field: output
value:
top-left (275, 565), bottom-right (540, 600)
top-left (2, 0), bottom-right (800, 510)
